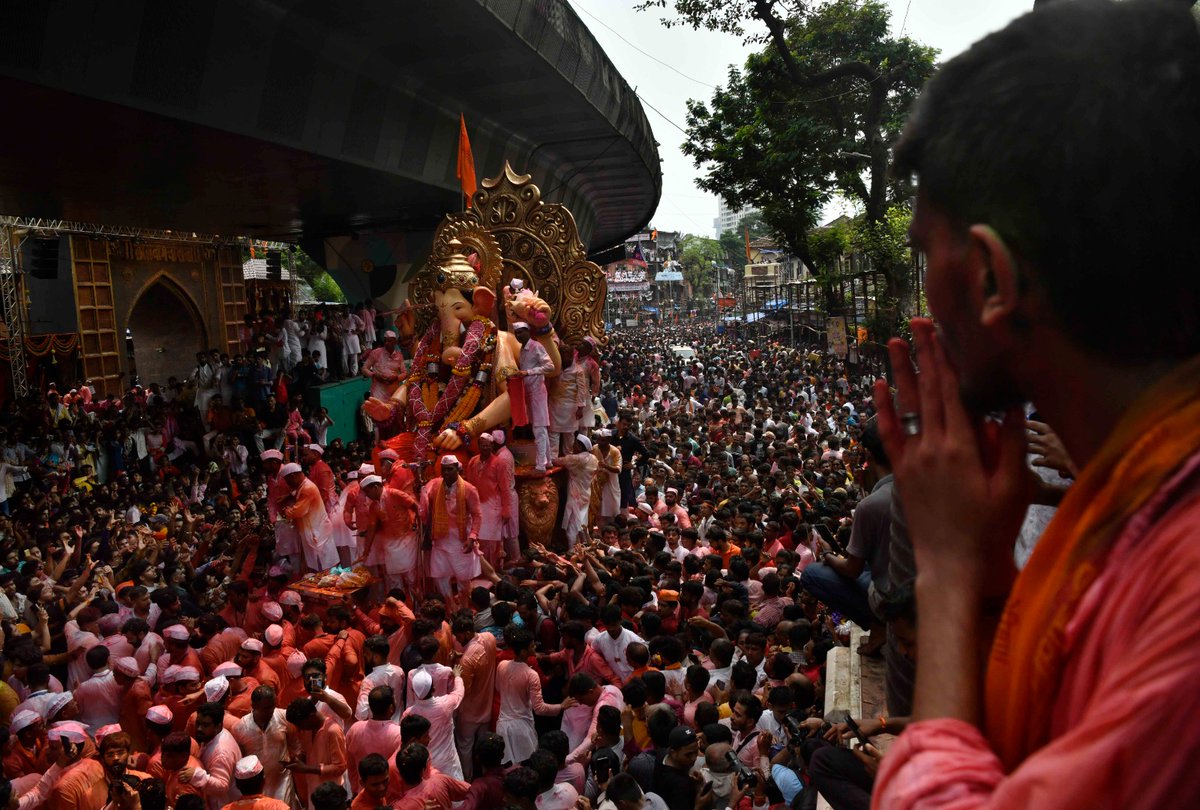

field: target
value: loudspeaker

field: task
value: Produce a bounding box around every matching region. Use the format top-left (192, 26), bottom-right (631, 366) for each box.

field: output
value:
top-left (29, 238), bottom-right (60, 279)
top-left (265, 250), bottom-right (282, 281)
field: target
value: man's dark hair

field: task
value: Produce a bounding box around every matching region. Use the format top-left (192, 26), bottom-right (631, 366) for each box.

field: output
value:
top-left (310, 781), bottom-right (349, 810)
top-left (195, 702), bottom-right (225, 729)
top-left (368, 686), bottom-right (395, 718)
top-left (502, 766), bottom-right (541, 801)
top-left (400, 713), bottom-right (431, 743)
top-left (734, 692), bottom-right (764, 722)
top-left (893, 0), bottom-right (1200, 361)
top-left (285, 697), bottom-right (317, 725)
top-left (358, 753), bottom-right (388, 780)
top-left (527, 748), bottom-right (558, 792)
top-left (476, 732), bottom-right (506, 768)
top-left (364, 634), bottom-right (390, 659)
top-left (397, 743), bottom-right (429, 784)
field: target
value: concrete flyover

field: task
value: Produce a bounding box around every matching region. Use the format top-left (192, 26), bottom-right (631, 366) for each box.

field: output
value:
top-left (0, 0), bottom-right (662, 300)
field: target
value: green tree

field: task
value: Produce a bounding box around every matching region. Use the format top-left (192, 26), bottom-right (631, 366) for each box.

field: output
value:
top-left (678, 233), bottom-right (726, 298)
top-left (293, 249), bottom-right (346, 304)
top-left (639, 0), bottom-right (937, 328)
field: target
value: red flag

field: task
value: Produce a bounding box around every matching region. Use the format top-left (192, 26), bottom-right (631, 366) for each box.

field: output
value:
top-left (457, 114), bottom-right (477, 208)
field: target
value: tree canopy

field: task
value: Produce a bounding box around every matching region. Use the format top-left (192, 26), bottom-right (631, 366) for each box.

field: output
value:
top-left (639, 0), bottom-right (936, 316)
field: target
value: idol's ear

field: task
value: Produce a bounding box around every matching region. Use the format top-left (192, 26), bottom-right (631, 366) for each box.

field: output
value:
top-left (472, 286), bottom-right (497, 319)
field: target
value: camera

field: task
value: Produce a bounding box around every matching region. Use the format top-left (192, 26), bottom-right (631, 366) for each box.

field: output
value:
top-left (725, 751), bottom-right (759, 790)
top-left (783, 714), bottom-right (808, 744)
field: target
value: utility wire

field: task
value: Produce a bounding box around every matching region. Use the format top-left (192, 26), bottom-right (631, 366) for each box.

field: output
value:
top-left (900, 0), bottom-right (914, 37)
top-left (570, 0), bottom-right (717, 90)
top-left (636, 92), bottom-right (691, 135)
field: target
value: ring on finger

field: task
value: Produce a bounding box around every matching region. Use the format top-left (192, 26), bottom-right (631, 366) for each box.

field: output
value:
top-left (900, 412), bottom-right (922, 437)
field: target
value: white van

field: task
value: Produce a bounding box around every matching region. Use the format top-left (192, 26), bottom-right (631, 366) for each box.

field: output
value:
top-left (671, 345), bottom-right (696, 360)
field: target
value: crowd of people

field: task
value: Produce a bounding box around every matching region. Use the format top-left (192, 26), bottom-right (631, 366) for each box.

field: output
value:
top-left (2, 2), bottom-right (1199, 808)
top-left (0, 299), bottom-right (946, 810)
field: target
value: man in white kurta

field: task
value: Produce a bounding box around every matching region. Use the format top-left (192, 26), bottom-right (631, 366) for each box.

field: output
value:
top-left (554, 435), bottom-right (599, 550)
top-left (279, 463), bottom-right (339, 573)
top-left (418, 456), bottom-right (481, 599)
top-left (513, 322), bottom-right (556, 471)
top-left (401, 667), bottom-right (465, 780)
top-left (230, 686), bottom-right (299, 804)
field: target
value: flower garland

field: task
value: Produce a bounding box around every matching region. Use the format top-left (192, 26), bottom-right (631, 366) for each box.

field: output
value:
top-left (406, 316), bottom-right (496, 459)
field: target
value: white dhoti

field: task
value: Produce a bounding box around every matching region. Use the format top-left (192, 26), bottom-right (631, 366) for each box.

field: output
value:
top-left (428, 527), bottom-right (482, 581)
top-left (330, 490), bottom-right (357, 550)
top-left (298, 515), bottom-right (339, 572)
top-left (368, 530), bottom-right (419, 576)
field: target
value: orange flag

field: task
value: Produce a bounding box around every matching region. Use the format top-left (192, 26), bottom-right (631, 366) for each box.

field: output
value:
top-left (744, 226), bottom-right (752, 261)
top-left (457, 113), bottom-right (477, 208)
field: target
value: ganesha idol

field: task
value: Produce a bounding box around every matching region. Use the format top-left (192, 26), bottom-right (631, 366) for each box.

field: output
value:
top-left (363, 163), bottom-right (609, 548)
top-left (363, 238), bottom-right (562, 463)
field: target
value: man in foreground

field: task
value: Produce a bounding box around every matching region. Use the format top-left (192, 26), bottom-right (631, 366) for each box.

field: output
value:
top-left (871, 0), bottom-right (1200, 805)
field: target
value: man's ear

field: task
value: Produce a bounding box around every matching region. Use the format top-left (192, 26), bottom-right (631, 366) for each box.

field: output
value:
top-left (968, 224), bottom-right (1020, 329)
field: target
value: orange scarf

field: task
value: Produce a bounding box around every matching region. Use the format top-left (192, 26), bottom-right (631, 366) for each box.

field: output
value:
top-left (431, 478), bottom-right (468, 539)
top-left (985, 356), bottom-right (1200, 770)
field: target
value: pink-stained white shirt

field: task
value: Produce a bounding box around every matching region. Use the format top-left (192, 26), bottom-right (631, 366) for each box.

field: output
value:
top-left (64, 621), bottom-right (100, 690)
top-left (73, 668), bottom-right (122, 731)
top-left (282, 477), bottom-right (339, 571)
top-left (355, 663), bottom-right (406, 722)
top-left (345, 718), bottom-right (403, 793)
top-left (563, 684), bottom-right (624, 764)
top-left (231, 708), bottom-right (299, 804)
top-left (191, 728), bottom-right (242, 810)
top-left (496, 659), bottom-right (562, 766)
top-left (402, 675), bottom-right (465, 780)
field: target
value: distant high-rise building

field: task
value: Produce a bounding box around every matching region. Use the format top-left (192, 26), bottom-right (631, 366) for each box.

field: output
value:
top-left (713, 199), bottom-right (760, 238)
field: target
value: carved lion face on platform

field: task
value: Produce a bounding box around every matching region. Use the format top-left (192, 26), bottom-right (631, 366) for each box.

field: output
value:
top-left (518, 476), bottom-right (560, 547)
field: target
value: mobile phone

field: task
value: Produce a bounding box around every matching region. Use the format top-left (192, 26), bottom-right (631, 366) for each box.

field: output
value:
top-left (814, 523), bottom-right (843, 554)
top-left (844, 716), bottom-right (871, 748)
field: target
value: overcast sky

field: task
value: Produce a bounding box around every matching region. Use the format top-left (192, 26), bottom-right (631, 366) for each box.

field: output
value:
top-left (568, 0), bottom-right (1036, 237)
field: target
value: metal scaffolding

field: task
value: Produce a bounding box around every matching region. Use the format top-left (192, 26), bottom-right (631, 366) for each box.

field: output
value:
top-left (0, 225), bottom-right (29, 396)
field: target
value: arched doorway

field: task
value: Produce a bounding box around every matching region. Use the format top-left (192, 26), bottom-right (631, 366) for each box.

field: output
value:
top-left (127, 277), bottom-right (206, 386)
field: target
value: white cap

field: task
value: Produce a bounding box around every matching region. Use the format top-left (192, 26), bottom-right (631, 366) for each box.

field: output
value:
top-left (305, 444), bottom-right (324, 454)
top-left (261, 601), bottom-right (283, 621)
top-left (261, 449), bottom-right (284, 462)
top-left (95, 724), bottom-right (123, 741)
top-left (512, 321), bottom-right (530, 330)
top-left (234, 755), bottom-right (264, 780)
top-left (279, 590), bottom-right (302, 607)
top-left (357, 463), bottom-right (375, 476)
top-left (637, 502), bottom-right (654, 515)
top-left (440, 455), bottom-right (460, 467)
top-left (575, 434), bottom-right (592, 451)
top-left (46, 692), bottom-right (74, 719)
top-left (598, 429), bottom-right (613, 438)
top-left (490, 429), bottom-right (506, 446)
top-left (205, 676), bottom-right (230, 702)
top-left (213, 662), bottom-right (243, 678)
top-left (163, 624), bottom-right (190, 641)
top-left (146, 705), bottom-right (173, 725)
top-left (286, 650), bottom-right (307, 677)
top-left (360, 475), bottom-right (383, 488)
top-left (113, 657), bottom-right (141, 678)
top-left (536, 783), bottom-right (580, 810)
top-left (10, 709), bottom-right (40, 733)
top-left (264, 625), bottom-right (284, 646)
top-left (240, 638), bottom-right (264, 654)
top-left (412, 669), bottom-right (433, 700)
top-left (666, 487), bottom-right (679, 495)
top-left (175, 666), bottom-right (200, 683)
top-left (47, 721), bottom-right (88, 744)
top-left (280, 463), bottom-right (303, 477)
